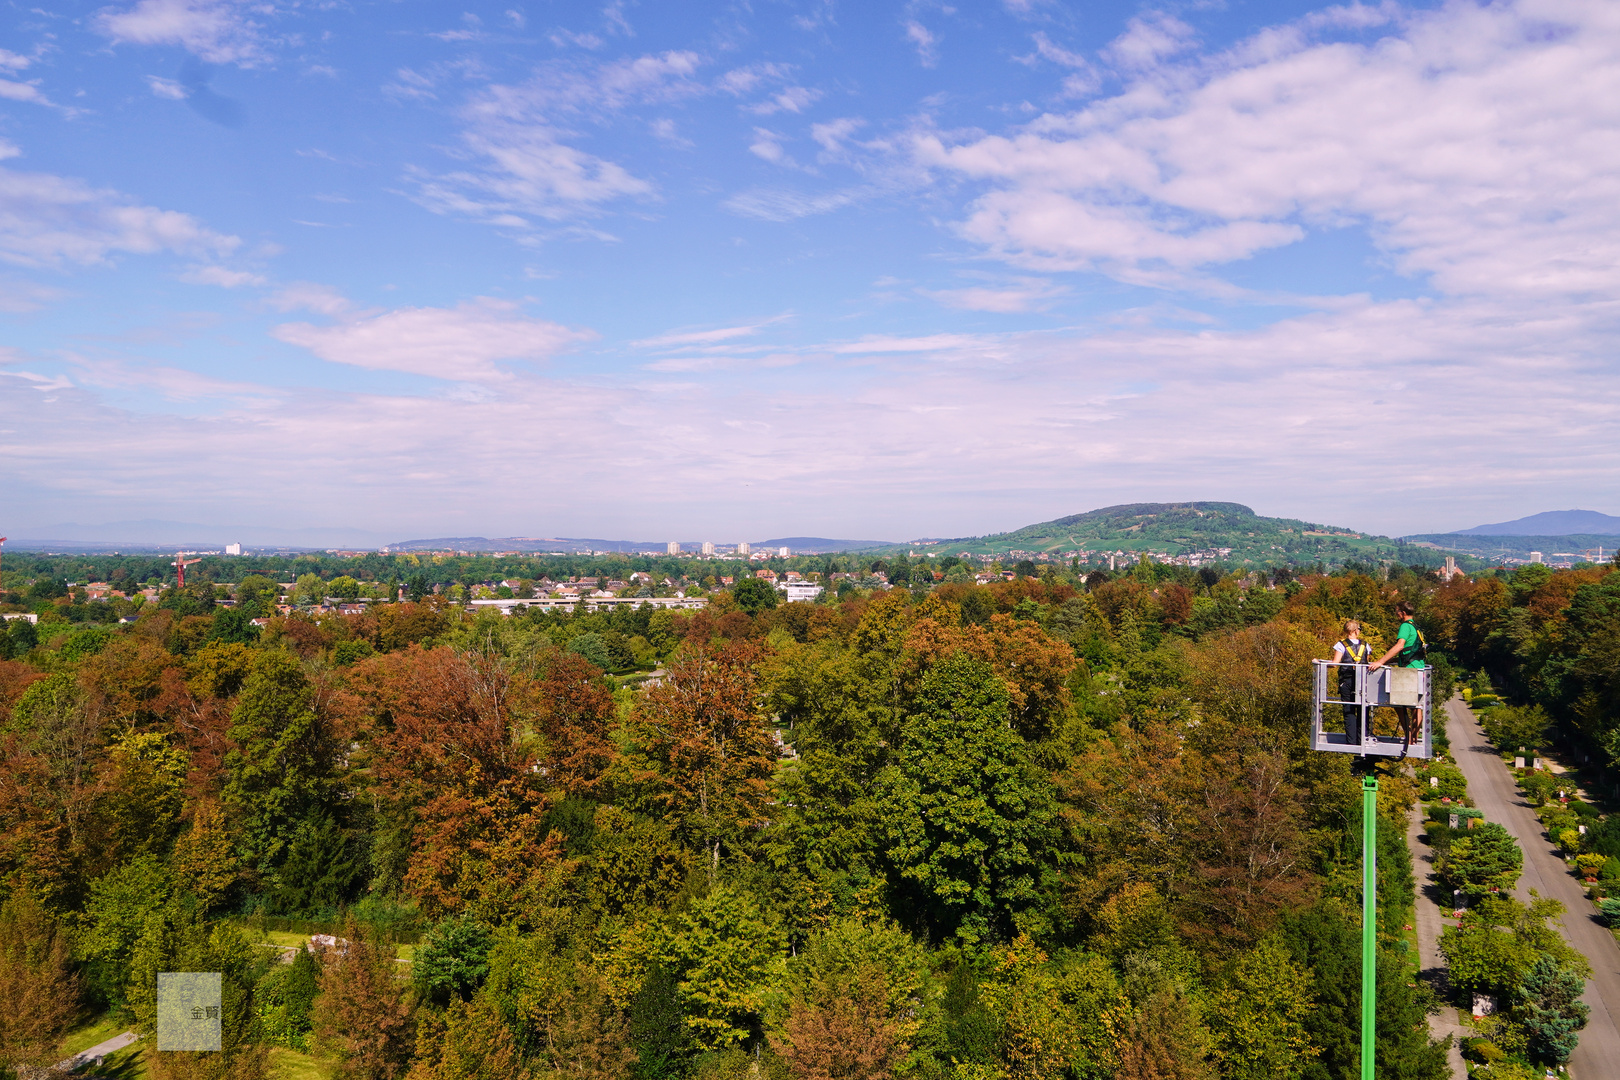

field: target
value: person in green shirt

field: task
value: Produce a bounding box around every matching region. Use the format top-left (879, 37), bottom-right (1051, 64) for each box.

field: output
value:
top-left (1369, 600), bottom-right (1425, 746)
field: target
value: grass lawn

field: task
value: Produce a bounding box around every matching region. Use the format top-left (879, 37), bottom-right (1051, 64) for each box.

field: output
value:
top-left (60, 1011), bottom-right (134, 1057)
top-left (94, 1043), bottom-right (149, 1079)
top-left (268, 1046), bottom-right (336, 1079)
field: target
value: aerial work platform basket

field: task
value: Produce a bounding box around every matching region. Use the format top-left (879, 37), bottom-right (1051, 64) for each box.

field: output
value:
top-left (1310, 660), bottom-right (1432, 759)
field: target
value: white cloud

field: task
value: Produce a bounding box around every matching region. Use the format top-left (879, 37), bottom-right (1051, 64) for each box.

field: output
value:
top-left (722, 187), bottom-right (862, 221)
top-left (649, 118), bottom-right (691, 147)
top-left (749, 129), bottom-right (792, 166)
top-left (1023, 32), bottom-right (1102, 97)
top-left (921, 277), bottom-right (1067, 312)
top-left (410, 51), bottom-right (703, 226)
top-left (0, 369), bottom-right (74, 392)
top-left (0, 79), bottom-right (51, 106)
top-left (0, 50), bottom-right (32, 72)
top-left (905, 20), bottom-right (939, 67)
top-left (911, 0), bottom-right (1620, 300)
top-left (632, 317), bottom-right (788, 349)
top-left (0, 165), bottom-right (239, 268)
top-left (747, 86), bottom-right (822, 116)
top-left (95, 0), bottom-right (269, 67)
top-left (268, 282), bottom-right (351, 315)
top-left (1103, 13), bottom-right (1197, 71)
top-left (180, 264), bottom-right (264, 287)
top-left (147, 75), bottom-right (189, 100)
top-left (271, 298), bottom-right (595, 381)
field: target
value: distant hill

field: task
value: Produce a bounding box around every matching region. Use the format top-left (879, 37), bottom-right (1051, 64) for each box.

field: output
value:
top-left (1401, 533), bottom-right (1619, 562)
top-left (387, 537), bottom-right (667, 553)
top-left (11, 518), bottom-right (390, 551)
top-left (753, 537), bottom-right (893, 553)
top-left (386, 535), bottom-right (889, 554)
top-left (893, 501), bottom-right (1418, 566)
top-left (1449, 509), bottom-right (1620, 536)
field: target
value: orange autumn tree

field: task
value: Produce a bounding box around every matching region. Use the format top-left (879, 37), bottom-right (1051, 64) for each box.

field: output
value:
top-left (620, 642), bottom-right (775, 873)
top-left (534, 651), bottom-right (620, 799)
top-left (352, 646), bottom-right (564, 921)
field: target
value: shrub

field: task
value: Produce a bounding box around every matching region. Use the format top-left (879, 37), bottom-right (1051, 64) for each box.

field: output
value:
top-left (1461, 1037), bottom-right (1505, 1064)
top-left (1416, 761), bottom-right (1467, 801)
top-left (1596, 898), bottom-right (1620, 927)
top-left (1582, 816), bottom-right (1620, 858)
top-left (1519, 771), bottom-right (1556, 807)
top-left (1574, 854), bottom-right (1607, 880)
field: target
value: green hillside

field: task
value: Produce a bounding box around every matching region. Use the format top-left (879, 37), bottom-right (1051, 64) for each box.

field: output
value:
top-left (891, 501), bottom-right (1435, 567)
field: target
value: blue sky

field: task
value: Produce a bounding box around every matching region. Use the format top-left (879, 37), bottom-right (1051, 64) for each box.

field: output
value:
top-left (2, 0), bottom-right (1618, 546)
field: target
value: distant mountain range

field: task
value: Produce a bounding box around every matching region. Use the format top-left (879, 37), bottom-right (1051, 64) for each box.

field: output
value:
top-left (1447, 509), bottom-right (1620, 536)
top-left (384, 536), bottom-right (891, 554)
top-left (15, 506), bottom-right (1616, 566)
top-left (8, 519), bottom-right (392, 551)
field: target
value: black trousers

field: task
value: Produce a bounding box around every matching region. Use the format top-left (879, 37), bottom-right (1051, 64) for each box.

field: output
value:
top-left (1340, 680), bottom-right (1363, 742)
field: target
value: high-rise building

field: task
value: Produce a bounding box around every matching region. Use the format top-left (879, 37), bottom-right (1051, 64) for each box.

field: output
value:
top-left (702, 541), bottom-right (715, 556)
top-left (225, 543), bottom-right (242, 556)
top-left (1529, 551), bottom-right (1544, 563)
top-left (738, 541), bottom-right (751, 556)
top-left (778, 546), bottom-right (790, 558)
top-left (667, 541), bottom-right (680, 555)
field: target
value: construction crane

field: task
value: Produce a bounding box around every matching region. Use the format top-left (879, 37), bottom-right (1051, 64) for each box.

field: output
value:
top-left (172, 553), bottom-right (203, 589)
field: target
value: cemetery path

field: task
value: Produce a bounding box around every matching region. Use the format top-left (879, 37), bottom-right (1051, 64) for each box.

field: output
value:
top-left (1443, 695), bottom-right (1620, 1077)
top-left (55, 1030), bottom-right (139, 1073)
top-left (1407, 801), bottom-right (1469, 1079)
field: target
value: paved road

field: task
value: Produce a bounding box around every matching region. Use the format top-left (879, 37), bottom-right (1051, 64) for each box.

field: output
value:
top-left (1407, 802), bottom-right (1469, 1079)
top-left (1444, 695), bottom-right (1620, 1078)
top-left (54, 1030), bottom-right (139, 1073)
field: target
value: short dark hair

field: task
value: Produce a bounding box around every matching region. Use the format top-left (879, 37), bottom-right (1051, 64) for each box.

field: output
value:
top-left (1395, 600), bottom-right (1416, 617)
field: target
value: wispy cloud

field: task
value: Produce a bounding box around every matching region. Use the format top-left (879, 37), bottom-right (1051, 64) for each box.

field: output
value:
top-left (920, 277), bottom-right (1067, 313)
top-left (271, 298), bottom-right (595, 381)
top-left (407, 51), bottom-right (704, 228)
top-left (0, 163), bottom-right (239, 268)
top-left (95, 0), bottom-right (272, 67)
top-left (632, 317), bottom-right (790, 349)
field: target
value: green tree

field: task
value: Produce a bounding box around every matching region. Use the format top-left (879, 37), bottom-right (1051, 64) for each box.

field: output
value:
top-left (235, 574), bottom-right (280, 615)
top-left (1439, 895), bottom-right (1583, 999)
top-left (208, 607), bottom-right (262, 645)
top-left (567, 632), bottom-right (614, 671)
top-left (873, 653), bottom-right (1058, 945)
top-left (1518, 954), bottom-right (1588, 1064)
top-left (127, 909), bottom-right (267, 1080)
top-left (1208, 937), bottom-right (1316, 1080)
top-left (76, 854), bottom-right (171, 1010)
top-left (732, 577), bottom-right (779, 615)
top-left (1438, 822), bottom-right (1522, 898)
top-left (330, 576), bottom-right (362, 600)
top-left (223, 651), bottom-right (338, 874)
top-left (414, 916), bottom-right (494, 1007)
top-left (664, 885), bottom-right (787, 1050)
top-left (294, 573), bottom-right (325, 605)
